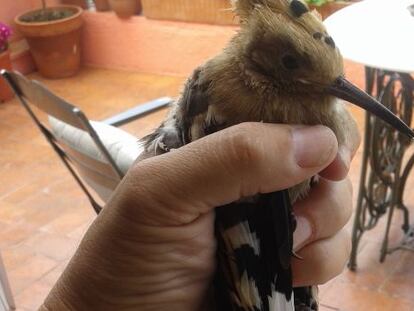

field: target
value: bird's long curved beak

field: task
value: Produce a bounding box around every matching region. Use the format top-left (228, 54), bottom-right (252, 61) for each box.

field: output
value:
top-left (327, 76), bottom-right (414, 139)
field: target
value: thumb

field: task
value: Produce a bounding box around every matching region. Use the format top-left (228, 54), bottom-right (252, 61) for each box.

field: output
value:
top-left (121, 123), bottom-right (338, 225)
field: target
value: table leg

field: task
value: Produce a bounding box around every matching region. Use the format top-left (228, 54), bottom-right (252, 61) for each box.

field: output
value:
top-left (349, 67), bottom-right (414, 270)
top-left (348, 68), bottom-right (374, 271)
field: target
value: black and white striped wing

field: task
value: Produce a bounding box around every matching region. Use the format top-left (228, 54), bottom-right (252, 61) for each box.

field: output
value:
top-left (141, 69), bottom-right (296, 311)
top-left (214, 191), bottom-right (295, 311)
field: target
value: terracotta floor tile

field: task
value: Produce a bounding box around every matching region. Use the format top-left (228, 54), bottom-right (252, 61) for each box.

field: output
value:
top-left (23, 232), bottom-right (80, 262)
top-left (0, 101), bottom-right (30, 127)
top-left (0, 222), bottom-right (38, 249)
top-left (66, 218), bottom-right (95, 240)
top-left (39, 208), bottom-right (95, 236)
top-left (321, 281), bottom-right (413, 311)
top-left (319, 278), bottom-right (338, 300)
top-left (339, 241), bottom-right (407, 291)
top-left (1, 244), bottom-right (35, 271)
top-left (381, 252), bottom-right (414, 303)
top-left (17, 191), bottom-right (87, 229)
top-left (1, 179), bottom-right (61, 206)
top-left (41, 259), bottom-right (70, 287)
top-left (0, 161), bottom-right (65, 199)
top-left (14, 279), bottom-right (51, 311)
top-left (7, 254), bottom-right (57, 295)
top-left (382, 275), bottom-right (414, 304)
top-left (0, 201), bottom-right (27, 224)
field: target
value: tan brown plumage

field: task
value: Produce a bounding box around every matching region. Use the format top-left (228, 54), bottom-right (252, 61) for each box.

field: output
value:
top-left (141, 0), bottom-right (356, 202)
top-left (139, 0), bottom-right (413, 310)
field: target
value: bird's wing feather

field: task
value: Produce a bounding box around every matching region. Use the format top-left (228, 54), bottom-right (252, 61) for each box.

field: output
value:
top-left (140, 68), bottom-right (296, 311)
top-left (215, 190), bottom-right (294, 311)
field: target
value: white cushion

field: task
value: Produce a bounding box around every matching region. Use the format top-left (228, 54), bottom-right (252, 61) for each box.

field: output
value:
top-left (48, 116), bottom-right (144, 202)
top-left (49, 116), bottom-right (143, 174)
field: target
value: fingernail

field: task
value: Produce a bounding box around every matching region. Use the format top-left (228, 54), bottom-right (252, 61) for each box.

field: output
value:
top-left (293, 216), bottom-right (312, 250)
top-left (293, 126), bottom-right (337, 168)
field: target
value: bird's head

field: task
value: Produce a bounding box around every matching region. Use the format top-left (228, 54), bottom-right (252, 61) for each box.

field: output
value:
top-left (231, 0), bottom-right (414, 138)
top-left (232, 0), bottom-right (342, 93)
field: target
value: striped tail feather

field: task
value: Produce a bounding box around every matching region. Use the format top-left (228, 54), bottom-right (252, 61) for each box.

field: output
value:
top-left (214, 191), bottom-right (295, 311)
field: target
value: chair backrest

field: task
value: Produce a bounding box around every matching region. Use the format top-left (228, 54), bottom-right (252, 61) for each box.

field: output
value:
top-left (1, 70), bottom-right (125, 213)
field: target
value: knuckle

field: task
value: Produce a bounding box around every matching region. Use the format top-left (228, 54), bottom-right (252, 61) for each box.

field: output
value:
top-left (224, 123), bottom-right (263, 167)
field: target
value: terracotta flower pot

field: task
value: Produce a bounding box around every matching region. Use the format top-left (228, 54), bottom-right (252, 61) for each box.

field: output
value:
top-left (141, 0), bottom-right (238, 25)
top-left (0, 50), bottom-right (14, 102)
top-left (15, 5), bottom-right (83, 79)
top-left (109, 0), bottom-right (142, 18)
top-left (95, 0), bottom-right (111, 11)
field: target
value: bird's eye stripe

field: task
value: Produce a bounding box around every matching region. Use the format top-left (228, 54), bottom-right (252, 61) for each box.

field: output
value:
top-left (282, 55), bottom-right (300, 70)
top-left (313, 32), bottom-right (323, 40)
top-left (290, 0), bottom-right (308, 18)
top-left (324, 36), bottom-right (336, 48)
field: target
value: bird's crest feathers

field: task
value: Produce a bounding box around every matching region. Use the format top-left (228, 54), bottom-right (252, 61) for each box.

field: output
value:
top-left (230, 0), bottom-right (344, 92)
top-left (231, 0), bottom-right (315, 21)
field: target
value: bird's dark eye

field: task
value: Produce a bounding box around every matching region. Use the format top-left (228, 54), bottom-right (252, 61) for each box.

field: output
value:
top-left (282, 55), bottom-right (299, 70)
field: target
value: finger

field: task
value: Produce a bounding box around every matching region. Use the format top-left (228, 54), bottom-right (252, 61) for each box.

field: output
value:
top-left (293, 178), bottom-right (353, 250)
top-left (319, 107), bottom-right (361, 181)
top-left (292, 229), bottom-right (351, 287)
top-left (122, 123), bottom-right (338, 225)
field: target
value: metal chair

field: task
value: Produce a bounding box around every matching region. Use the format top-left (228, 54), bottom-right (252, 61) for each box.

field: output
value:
top-left (1, 69), bottom-right (171, 214)
top-left (0, 253), bottom-right (15, 311)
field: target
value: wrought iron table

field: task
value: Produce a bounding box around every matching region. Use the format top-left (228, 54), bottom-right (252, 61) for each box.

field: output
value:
top-left (325, 0), bottom-right (414, 269)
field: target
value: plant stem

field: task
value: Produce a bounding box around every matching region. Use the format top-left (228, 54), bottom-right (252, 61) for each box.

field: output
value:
top-left (40, 0), bottom-right (47, 20)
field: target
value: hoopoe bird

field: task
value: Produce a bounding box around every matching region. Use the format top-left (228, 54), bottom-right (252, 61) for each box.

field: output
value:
top-left (139, 0), bottom-right (414, 310)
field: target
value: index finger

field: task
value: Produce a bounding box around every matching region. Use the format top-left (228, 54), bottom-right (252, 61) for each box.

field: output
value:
top-left (117, 123), bottom-right (338, 226)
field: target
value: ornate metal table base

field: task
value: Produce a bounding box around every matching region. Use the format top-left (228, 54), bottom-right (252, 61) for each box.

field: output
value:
top-left (349, 67), bottom-right (414, 271)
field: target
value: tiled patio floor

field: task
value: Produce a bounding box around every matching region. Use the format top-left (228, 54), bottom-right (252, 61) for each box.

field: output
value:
top-left (1, 66), bottom-right (414, 311)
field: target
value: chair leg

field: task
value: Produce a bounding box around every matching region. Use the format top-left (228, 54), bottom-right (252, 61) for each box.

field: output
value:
top-left (0, 253), bottom-right (15, 310)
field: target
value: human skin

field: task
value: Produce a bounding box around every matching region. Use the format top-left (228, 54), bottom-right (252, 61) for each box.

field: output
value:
top-left (40, 122), bottom-right (360, 311)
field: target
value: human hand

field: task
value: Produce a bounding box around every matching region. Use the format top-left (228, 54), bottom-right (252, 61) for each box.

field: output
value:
top-left (41, 121), bottom-right (360, 311)
top-left (292, 107), bottom-right (360, 286)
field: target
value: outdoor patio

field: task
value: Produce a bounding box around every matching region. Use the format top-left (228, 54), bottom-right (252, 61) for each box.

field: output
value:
top-left (1, 1), bottom-right (414, 310)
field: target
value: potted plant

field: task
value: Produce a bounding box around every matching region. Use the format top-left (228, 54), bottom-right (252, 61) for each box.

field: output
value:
top-left (109, 0), bottom-right (142, 18)
top-left (0, 22), bottom-right (14, 102)
top-left (15, 0), bottom-right (83, 78)
top-left (305, 0), bottom-right (357, 20)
